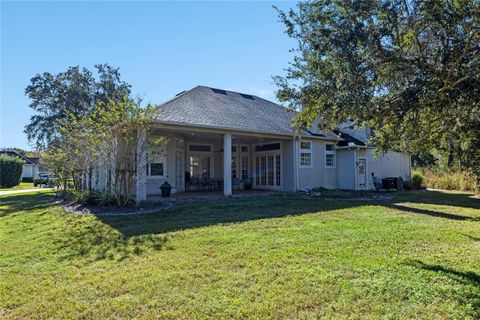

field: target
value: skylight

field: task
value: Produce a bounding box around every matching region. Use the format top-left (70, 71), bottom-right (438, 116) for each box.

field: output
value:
top-left (240, 93), bottom-right (255, 100)
top-left (211, 88), bottom-right (227, 95)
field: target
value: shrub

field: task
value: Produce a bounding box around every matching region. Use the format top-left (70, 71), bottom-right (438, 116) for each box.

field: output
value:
top-left (402, 180), bottom-right (412, 190)
top-left (414, 168), bottom-right (479, 192)
top-left (22, 177), bottom-right (33, 183)
top-left (411, 172), bottom-right (424, 190)
top-left (69, 190), bottom-right (92, 204)
top-left (0, 154), bottom-right (24, 188)
top-left (92, 190), bottom-right (115, 206)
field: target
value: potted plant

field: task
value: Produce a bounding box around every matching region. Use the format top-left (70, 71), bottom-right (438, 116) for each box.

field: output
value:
top-left (160, 181), bottom-right (172, 197)
top-left (243, 176), bottom-right (252, 190)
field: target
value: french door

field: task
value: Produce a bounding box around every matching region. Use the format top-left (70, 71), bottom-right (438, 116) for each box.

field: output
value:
top-left (254, 154), bottom-right (281, 189)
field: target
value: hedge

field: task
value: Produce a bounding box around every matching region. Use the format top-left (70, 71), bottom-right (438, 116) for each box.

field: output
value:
top-left (0, 154), bottom-right (24, 188)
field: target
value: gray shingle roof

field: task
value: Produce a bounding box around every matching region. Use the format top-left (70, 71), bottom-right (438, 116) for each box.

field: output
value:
top-left (155, 86), bottom-right (339, 139)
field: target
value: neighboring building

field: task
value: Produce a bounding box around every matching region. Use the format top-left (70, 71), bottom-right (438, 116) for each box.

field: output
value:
top-left (92, 86), bottom-right (411, 201)
top-left (0, 149), bottom-right (47, 179)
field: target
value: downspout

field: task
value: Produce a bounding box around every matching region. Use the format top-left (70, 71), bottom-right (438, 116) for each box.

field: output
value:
top-left (293, 136), bottom-right (299, 191)
top-left (353, 149), bottom-right (357, 190)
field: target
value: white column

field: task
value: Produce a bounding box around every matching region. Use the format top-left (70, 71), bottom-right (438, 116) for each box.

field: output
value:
top-left (136, 128), bottom-right (147, 203)
top-left (223, 133), bottom-right (232, 196)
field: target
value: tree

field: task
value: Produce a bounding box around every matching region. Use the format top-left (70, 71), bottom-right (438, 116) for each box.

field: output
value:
top-left (93, 98), bottom-right (161, 206)
top-left (24, 64), bottom-right (131, 148)
top-left (0, 154), bottom-right (24, 188)
top-left (44, 98), bottom-right (162, 205)
top-left (274, 0), bottom-right (480, 175)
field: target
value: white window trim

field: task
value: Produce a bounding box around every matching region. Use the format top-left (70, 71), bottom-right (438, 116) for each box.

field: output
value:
top-left (299, 140), bottom-right (313, 168)
top-left (147, 161), bottom-right (167, 178)
top-left (325, 143), bottom-right (336, 169)
top-left (147, 141), bottom-right (167, 179)
top-left (252, 141), bottom-right (282, 190)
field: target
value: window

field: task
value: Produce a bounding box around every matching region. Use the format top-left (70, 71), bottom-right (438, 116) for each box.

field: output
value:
top-left (255, 143), bottom-right (280, 152)
top-left (299, 141), bottom-right (312, 167)
top-left (325, 144), bottom-right (336, 168)
top-left (189, 144), bottom-right (211, 152)
top-left (275, 155), bottom-right (281, 186)
top-left (267, 155), bottom-right (274, 185)
top-left (241, 155), bottom-right (249, 179)
top-left (150, 163), bottom-right (164, 176)
top-left (255, 157), bottom-right (260, 185)
top-left (148, 138), bottom-right (167, 177)
top-left (232, 155), bottom-right (237, 179)
top-left (190, 155), bottom-right (211, 179)
top-left (300, 141), bottom-right (311, 149)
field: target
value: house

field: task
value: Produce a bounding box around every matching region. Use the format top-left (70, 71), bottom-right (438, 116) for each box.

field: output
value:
top-left (93, 86), bottom-right (411, 201)
top-left (334, 123), bottom-right (411, 190)
top-left (0, 149), bottom-right (46, 179)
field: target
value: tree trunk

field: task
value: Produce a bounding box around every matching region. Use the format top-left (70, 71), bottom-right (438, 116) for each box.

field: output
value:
top-left (87, 167), bottom-right (93, 193)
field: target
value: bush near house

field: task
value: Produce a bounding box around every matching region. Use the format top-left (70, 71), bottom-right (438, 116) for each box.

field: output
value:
top-left (414, 168), bottom-right (479, 192)
top-left (0, 154), bottom-right (24, 188)
top-left (411, 172), bottom-right (424, 190)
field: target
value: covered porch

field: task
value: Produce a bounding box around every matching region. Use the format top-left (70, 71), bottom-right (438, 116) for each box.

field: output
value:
top-left (135, 126), bottom-right (294, 202)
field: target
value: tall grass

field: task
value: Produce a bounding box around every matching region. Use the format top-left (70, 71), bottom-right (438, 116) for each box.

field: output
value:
top-left (414, 167), bottom-right (479, 192)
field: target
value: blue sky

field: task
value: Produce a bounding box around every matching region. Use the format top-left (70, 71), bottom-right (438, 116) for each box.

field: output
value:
top-left (1, 1), bottom-right (297, 150)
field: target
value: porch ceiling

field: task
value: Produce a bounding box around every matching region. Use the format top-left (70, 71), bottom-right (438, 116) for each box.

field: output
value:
top-left (150, 127), bottom-right (289, 144)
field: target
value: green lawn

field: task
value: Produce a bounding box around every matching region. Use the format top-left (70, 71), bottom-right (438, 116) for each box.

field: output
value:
top-left (0, 182), bottom-right (36, 191)
top-left (0, 191), bottom-right (479, 319)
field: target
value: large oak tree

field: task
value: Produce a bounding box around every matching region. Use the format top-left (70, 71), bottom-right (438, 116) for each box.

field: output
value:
top-left (24, 64), bottom-right (131, 148)
top-left (274, 0), bottom-right (480, 174)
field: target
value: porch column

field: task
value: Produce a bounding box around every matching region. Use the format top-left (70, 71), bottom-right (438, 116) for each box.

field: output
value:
top-left (136, 128), bottom-right (147, 203)
top-left (223, 133), bottom-right (232, 196)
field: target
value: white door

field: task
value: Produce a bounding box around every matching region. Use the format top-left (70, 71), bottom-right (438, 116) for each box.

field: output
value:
top-left (357, 158), bottom-right (367, 189)
top-left (175, 151), bottom-right (185, 191)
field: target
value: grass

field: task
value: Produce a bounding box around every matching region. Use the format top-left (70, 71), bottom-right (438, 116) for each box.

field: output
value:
top-left (0, 182), bottom-right (36, 191)
top-left (0, 190), bottom-right (479, 319)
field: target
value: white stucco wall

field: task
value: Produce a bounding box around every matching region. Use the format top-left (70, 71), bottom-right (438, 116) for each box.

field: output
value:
top-left (337, 149), bottom-right (355, 190)
top-left (22, 164), bottom-right (40, 179)
top-left (337, 148), bottom-right (411, 190)
top-left (22, 164), bottom-right (33, 178)
top-left (281, 140), bottom-right (295, 191)
top-left (146, 132), bottom-right (177, 195)
top-left (367, 150), bottom-right (411, 182)
top-left (297, 139), bottom-right (337, 190)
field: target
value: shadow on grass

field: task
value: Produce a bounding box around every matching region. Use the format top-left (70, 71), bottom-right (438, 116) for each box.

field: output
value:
top-left (96, 190), bottom-right (479, 238)
top-left (461, 233), bottom-right (480, 241)
top-left (394, 190), bottom-right (480, 211)
top-left (408, 259), bottom-right (480, 286)
top-left (407, 259), bottom-right (480, 318)
top-left (0, 192), bottom-right (54, 217)
top-left (388, 203), bottom-right (480, 221)
top-left (2, 190), bottom-right (478, 262)
top-left (98, 196), bottom-right (361, 237)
